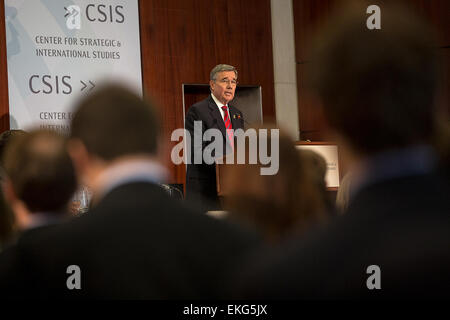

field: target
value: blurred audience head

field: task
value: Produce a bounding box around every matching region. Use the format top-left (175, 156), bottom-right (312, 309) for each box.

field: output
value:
top-left (335, 171), bottom-right (352, 214)
top-left (0, 188), bottom-right (14, 249)
top-left (297, 149), bottom-right (334, 213)
top-left (222, 124), bottom-right (329, 242)
top-left (307, 2), bottom-right (440, 158)
top-left (297, 149), bottom-right (327, 190)
top-left (68, 84), bottom-right (160, 189)
top-left (0, 130), bottom-right (28, 161)
top-left (0, 130), bottom-right (27, 244)
top-left (0, 130), bottom-right (27, 175)
top-left (2, 129), bottom-right (77, 230)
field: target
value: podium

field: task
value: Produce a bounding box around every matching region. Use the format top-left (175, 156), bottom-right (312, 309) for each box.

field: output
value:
top-left (215, 155), bottom-right (232, 197)
top-left (215, 142), bottom-right (341, 196)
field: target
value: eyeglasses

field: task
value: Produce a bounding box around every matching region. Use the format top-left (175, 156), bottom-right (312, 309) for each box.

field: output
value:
top-left (217, 79), bottom-right (238, 86)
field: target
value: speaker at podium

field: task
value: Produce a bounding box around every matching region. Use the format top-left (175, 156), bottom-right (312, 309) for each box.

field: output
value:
top-left (182, 83), bottom-right (263, 126)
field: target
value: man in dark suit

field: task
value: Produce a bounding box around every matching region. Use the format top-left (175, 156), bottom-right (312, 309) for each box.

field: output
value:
top-left (0, 85), bottom-right (258, 299)
top-left (240, 3), bottom-right (450, 299)
top-left (185, 64), bottom-right (245, 211)
top-left (1, 129), bottom-right (76, 232)
top-left (0, 130), bottom-right (75, 251)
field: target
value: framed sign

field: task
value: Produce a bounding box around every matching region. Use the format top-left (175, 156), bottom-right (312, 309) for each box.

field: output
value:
top-left (4, 0), bottom-right (142, 132)
top-left (295, 141), bottom-right (340, 189)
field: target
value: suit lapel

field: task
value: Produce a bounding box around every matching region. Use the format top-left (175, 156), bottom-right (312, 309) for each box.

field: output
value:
top-left (228, 105), bottom-right (243, 130)
top-left (208, 96), bottom-right (227, 140)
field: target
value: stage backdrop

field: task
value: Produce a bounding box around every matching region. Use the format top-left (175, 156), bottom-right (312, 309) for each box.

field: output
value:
top-left (4, 0), bottom-right (142, 132)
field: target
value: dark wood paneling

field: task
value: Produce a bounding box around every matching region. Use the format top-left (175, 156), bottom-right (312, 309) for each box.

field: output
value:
top-left (408, 0), bottom-right (450, 48)
top-left (139, 0), bottom-right (275, 184)
top-left (293, 0), bottom-right (337, 141)
top-left (0, 1), bottom-right (9, 132)
top-left (294, 0), bottom-right (450, 141)
top-left (297, 63), bottom-right (326, 141)
top-left (292, 0), bottom-right (336, 64)
top-left (293, 0), bottom-right (450, 64)
top-left (183, 85), bottom-right (210, 118)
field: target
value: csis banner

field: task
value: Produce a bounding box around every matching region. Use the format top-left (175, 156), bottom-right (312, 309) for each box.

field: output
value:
top-left (4, 0), bottom-right (142, 132)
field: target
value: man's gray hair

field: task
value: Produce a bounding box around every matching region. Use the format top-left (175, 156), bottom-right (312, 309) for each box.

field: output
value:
top-left (210, 64), bottom-right (238, 81)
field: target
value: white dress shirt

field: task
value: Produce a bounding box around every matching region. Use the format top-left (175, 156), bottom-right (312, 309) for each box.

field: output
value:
top-left (211, 93), bottom-right (228, 121)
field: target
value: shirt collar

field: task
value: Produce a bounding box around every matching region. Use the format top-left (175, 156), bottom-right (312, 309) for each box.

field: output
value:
top-left (211, 93), bottom-right (228, 109)
top-left (94, 158), bottom-right (168, 202)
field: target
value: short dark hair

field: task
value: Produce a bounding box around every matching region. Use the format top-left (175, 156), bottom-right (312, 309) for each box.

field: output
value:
top-left (0, 130), bottom-right (27, 167)
top-left (3, 130), bottom-right (77, 213)
top-left (70, 85), bottom-right (159, 160)
top-left (308, 3), bottom-right (439, 155)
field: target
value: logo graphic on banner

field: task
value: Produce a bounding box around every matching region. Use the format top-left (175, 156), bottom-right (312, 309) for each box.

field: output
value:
top-left (4, 0), bottom-right (142, 131)
top-left (65, 6), bottom-right (81, 30)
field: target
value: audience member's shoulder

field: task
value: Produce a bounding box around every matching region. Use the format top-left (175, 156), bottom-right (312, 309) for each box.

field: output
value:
top-left (12, 222), bottom-right (73, 253)
top-left (0, 244), bottom-right (21, 296)
top-left (434, 164), bottom-right (450, 186)
top-left (159, 188), bottom-right (263, 249)
top-left (235, 212), bottom-right (379, 299)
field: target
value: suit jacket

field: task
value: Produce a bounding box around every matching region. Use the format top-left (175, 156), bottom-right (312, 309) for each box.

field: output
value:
top-left (185, 96), bottom-right (244, 211)
top-left (0, 182), bottom-right (259, 299)
top-left (240, 170), bottom-right (450, 299)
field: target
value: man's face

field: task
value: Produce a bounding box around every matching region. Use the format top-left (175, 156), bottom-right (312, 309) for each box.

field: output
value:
top-left (210, 71), bottom-right (237, 105)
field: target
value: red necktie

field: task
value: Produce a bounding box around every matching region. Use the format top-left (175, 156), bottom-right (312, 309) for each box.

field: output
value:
top-left (221, 106), bottom-right (234, 150)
